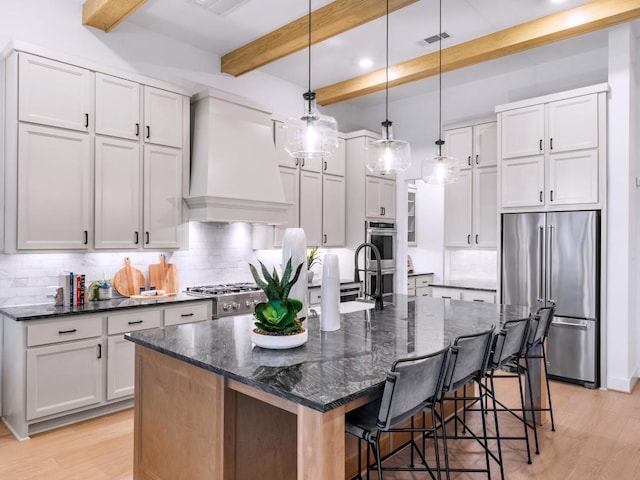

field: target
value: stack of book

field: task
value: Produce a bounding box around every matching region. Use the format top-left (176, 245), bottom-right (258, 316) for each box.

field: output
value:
top-left (58, 272), bottom-right (86, 306)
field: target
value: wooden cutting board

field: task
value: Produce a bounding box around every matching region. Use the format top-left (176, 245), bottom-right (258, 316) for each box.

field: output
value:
top-left (113, 257), bottom-right (146, 297)
top-left (148, 254), bottom-right (179, 294)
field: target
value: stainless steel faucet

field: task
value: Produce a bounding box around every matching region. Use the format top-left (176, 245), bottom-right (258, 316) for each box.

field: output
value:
top-left (354, 242), bottom-right (384, 311)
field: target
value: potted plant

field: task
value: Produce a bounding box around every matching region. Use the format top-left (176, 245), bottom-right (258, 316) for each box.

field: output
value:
top-left (91, 278), bottom-right (112, 301)
top-left (249, 258), bottom-right (307, 349)
top-left (306, 247), bottom-right (322, 283)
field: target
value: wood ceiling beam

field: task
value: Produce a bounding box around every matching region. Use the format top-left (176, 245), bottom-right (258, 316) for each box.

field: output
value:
top-left (82, 0), bottom-right (147, 32)
top-left (316, 0), bottom-right (640, 105)
top-left (221, 0), bottom-right (419, 77)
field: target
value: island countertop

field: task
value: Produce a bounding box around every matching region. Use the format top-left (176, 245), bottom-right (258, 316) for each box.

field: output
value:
top-left (126, 295), bottom-right (531, 412)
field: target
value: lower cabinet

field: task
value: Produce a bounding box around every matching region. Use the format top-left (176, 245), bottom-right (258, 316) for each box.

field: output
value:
top-left (408, 274), bottom-right (434, 297)
top-left (431, 286), bottom-right (496, 303)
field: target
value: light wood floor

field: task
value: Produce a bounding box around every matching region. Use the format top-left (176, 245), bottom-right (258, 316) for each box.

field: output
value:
top-left (0, 379), bottom-right (638, 479)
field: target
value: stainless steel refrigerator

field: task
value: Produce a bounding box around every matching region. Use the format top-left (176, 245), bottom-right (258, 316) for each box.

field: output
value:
top-left (501, 210), bottom-right (600, 388)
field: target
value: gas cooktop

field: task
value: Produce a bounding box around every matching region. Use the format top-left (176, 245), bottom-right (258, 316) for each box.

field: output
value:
top-left (186, 282), bottom-right (261, 296)
top-left (186, 282), bottom-right (266, 318)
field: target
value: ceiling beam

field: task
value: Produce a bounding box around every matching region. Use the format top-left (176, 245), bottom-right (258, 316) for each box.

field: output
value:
top-left (221, 0), bottom-right (419, 77)
top-left (82, 0), bottom-right (147, 32)
top-left (316, 0), bottom-right (640, 105)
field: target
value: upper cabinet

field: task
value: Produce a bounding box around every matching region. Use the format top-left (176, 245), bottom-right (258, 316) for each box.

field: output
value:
top-left (443, 120), bottom-right (497, 248)
top-left (497, 85), bottom-right (607, 211)
top-left (18, 53), bottom-right (93, 132)
top-left (3, 48), bottom-right (189, 253)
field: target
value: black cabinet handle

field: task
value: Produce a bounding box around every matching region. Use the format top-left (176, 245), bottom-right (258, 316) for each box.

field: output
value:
top-left (295, 158), bottom-right (299, 166)
top-left (323, 234), bottom-right (327, 243)
top-left (146, 126), bottom-right (150, 139)
top-left (83, 230), bottom-right (88, 245)
top-left (128, 320), bottom-right (143, 325)
top-left (550, 190), bottom-right (554, 202)
top-left (475, 234), bottom-right (479, 244)
top-left (85, 113), bottom-right (89, 128)
top-left (539, 139), bottom-right (543, 151)
top-left (442, 296), bottom-right (452, 299)
top-left (301, 158), bottom-right (305, 167)
top-left (475, 154), bottom-right (479, 165)
top-left (539, 191), bottom-right (543, 203)
top-left (180, 313), bottom-right (194, 317)
top-left (135, 123), bottom-right (140, 136)
top-left (134, 231), bottom-right (139, 244)
top-left (145, 232), bottom-right (150, 244)
top-left (324, 160), bottom-right (327, 171)
top-left (467, 234), bottom-right (471, 244)
top-left (550, 138), bottom-right (553, 150)
top-left (382, 207), bottom-right (386, 216)
top-left (58, 328), bottom-right (77, 335)
top-left (467, 156), bottom-right (471, 166)
top-left (97, 344), bottom-right (102, 359)
top-left (473, 299), bottom-right (485, 303)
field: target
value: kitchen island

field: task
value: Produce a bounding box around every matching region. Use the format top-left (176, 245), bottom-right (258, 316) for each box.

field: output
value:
top-left (126, 295), bottom-right (530, 480)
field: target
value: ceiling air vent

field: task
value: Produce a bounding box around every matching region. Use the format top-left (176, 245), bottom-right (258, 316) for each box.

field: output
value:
top-left (424, 32), bottom-right (450, 44)
top-left (188, 0), bottom-right (250, 16)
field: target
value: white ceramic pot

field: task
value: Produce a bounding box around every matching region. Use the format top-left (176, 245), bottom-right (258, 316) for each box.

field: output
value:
top-left (98, 286), bottom-right (112, 300)
top-left (250, 329), bottom-right (308, 349)
top-left (307, 270), bottom-right (314, 283)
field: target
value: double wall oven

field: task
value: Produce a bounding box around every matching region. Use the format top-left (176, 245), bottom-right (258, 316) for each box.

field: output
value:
top-left (365, 221), bottom-right (396, 301)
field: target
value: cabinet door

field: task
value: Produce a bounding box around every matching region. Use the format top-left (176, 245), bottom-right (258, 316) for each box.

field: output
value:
top-left (548, 150), bottom-right (599, 205)
top-left (501, 105), bottom-right (544, 158)
top-left (18, 53), bottom-right (93, 132)
top-left (17, 123), bottom-right (91, 250)
top-left (365, 176), bottom-right (383, 218)
top-left (299, 170), bottom-right (323, 246)
top-left (95, 137), bottom-right (141, 249)
top-left (444, 170), bottom-right (472, 247)
top-left (462, 290), bottom-right (496, 304)
top-left (473, 122), bottom-right (497, 167)
top-left (322, 174), bottom-right (345, 247)
top-left (107, 334), bottom-right (134, 400)
top-left (431, 288), bottom-right (462, 300)
top-left (273, 119), bottom-right (298, 168)
top-left (547, 94), bottom-right (598, 153)
top-left (323, 137), bottom-right (346, 176)
top-left (95, 73), bottom-right (141, 140)
top-left (473, 166), bottom-right (497, 247)
top-left (445, 126), bottom-right (473, 169)
top-left (143, 87), bottom-right (183, 148)
top-left (274, 166), bottom-right (300, 247)
top-left (500, 156), bottom-right (545, 208)
top-left (381, 178), bottom-right (396, 219)
top-left (143, 144), bottom-right (182, 249)
top-left (26, 338), bottom-right (103, 420)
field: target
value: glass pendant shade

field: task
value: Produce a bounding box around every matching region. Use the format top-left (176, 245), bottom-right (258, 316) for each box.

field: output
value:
top-left (421, 150), bottom-right (460, 185)
top-left (285, 94), bottom-right (339, 160)
top-left (367, 121), bottom-right (411, 174)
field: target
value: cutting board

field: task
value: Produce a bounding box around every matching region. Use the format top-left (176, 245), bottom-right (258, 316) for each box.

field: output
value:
top-left (113, 257), bottom-right (146, 297)
top-left (148, 254), bottom-right (179, 294)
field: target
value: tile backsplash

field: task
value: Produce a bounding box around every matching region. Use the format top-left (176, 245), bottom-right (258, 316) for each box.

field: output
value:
top-left (446, 249), bottom-right (497, 286)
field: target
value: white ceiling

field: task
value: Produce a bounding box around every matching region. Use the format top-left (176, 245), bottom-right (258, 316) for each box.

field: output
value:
top-left (123, 0), bottom-right (606, 107)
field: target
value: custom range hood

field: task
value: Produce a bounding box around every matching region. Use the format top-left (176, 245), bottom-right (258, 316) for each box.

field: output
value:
top-left (185, 89), bottom-right (290, 224)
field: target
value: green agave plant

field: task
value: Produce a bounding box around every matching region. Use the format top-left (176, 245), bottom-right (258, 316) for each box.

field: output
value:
top-left (249, 258), bottom-right (305, 334)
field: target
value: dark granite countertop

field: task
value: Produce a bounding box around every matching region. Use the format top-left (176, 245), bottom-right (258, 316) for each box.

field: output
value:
top-left (126, 295), bottom-right (530, 412)
top-left (430, 280), bottom-right (497, 292)
top-left (0, 293), bottom-right (213, 321)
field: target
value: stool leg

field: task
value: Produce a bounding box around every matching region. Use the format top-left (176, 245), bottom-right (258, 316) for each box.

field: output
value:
top-left (489, 374), bottom-right (505, 480)
top-left (542, 344), bottom-right (556, 431)
top-left (524, 356), bottom-right (540, 455)
top-left (516, 367), bottom-right (532, 464)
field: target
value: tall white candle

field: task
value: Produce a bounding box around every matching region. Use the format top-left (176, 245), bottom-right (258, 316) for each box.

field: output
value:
top-left (282, 228), bottom-right (308, 318)
top-left (320, 254), bottom-right (340, 331)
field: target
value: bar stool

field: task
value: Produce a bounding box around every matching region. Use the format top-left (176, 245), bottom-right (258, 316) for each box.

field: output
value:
top-left (345, 345), bottom-right (451, 480)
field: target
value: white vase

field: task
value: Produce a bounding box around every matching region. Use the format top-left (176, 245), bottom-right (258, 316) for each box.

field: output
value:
top-left (320, 254), bottom-right (340, 331)
top-left (282, 228), bottom-right (308, 318)
top-left (98, 286), bottom-right (112, 300)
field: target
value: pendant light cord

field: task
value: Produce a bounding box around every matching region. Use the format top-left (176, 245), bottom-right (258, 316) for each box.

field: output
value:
top-left (307, 0), bottom-right (312, 97)
top-left (437, 0), bottom-right (443, 155)
top-left (385, 0), bottom-right (389, 122)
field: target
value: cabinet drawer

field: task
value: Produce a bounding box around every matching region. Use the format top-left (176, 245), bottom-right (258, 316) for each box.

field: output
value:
top-left (27, 316), bottom-right (102, 347)
top-left (415, 275), bottom-right (433, 288)
top-left (416, 286), bottom-right (432, 297)
top-left (462, 291), bottom-right (496, 304)
top-left (407, 288), bottom-right (416, 296)
top-left (309, 288), bottom-right (322, 306)
top-left (431, 288), bottom-right (462, 300)
top-left (164, 302), bottom-right (210, 326)
top-left (107, 309), bottom-right (161, 335)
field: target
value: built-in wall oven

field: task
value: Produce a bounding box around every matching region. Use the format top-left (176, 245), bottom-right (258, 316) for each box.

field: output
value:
top-left (365, 221), bottom-right (396, 270)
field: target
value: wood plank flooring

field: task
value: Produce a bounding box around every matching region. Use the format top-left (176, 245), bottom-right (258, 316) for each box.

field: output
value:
top-left (0, 379), bottom-right (638, 479)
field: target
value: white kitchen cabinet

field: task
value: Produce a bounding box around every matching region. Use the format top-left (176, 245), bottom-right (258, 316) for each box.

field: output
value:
top-left (299, 170), bottom-right (323, 247)
top-left (461, 290), bottom-right (496, 304)
top-left (94, 136), bottom-right (141, 249)
top-left (95, 73), bottom-right (140, 140)
top-left (408, 274), bottom-right (433, 297)
top-left (498, 87), bottom-right (605, 210)
top-left (444, 170), bottom-right (473, 247)
top-left (18, 53), bottom-right (93, 132)
top-left (143, 144), bottom-right (183, 249)
top-left (473, 167), bottom-right (498, 247)
top-left (431, 287), bottom-right (462, 300)
top-left (322, 137), bottom-right (346, 176)
top-left (17, 123), bottom-right (91, 250)
top-left (445, 122), bottom-right (497, 168)
top-left (26, 338), bottom-right (103, 420)
top-left (322, 174), bottom-right (346, 247)
top-left (143, 86), bottom-right (183, 148)
top-left (365, 176), bottom-right (396, 220)
top-left (272, 119), bottom-right (324, 172)
top-left (163, 302), bottom-right (211, 326)
top-left (274, 166), bottom-right (301, 246)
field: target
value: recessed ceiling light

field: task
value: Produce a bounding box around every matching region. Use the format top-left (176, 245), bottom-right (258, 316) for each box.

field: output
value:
top-left (358, 58), bottom-right (374, 69)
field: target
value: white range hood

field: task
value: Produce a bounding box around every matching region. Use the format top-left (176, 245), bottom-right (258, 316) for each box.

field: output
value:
top-left (185, 89), bottom-right (290, 224)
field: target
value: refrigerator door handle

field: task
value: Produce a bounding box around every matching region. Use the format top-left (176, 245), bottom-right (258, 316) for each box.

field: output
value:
top-left (537, 226), bottom-right (544, 303)
top-left (547, 224), bottom-right (555, 305)
top-left (551, 318), bottom-right (589, 330)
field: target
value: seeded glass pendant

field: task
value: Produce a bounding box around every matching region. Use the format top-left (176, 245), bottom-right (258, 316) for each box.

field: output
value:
top-left (367, 120), bottom-right (411, 174)
top-left (285, 1), bottom-right (339, 160)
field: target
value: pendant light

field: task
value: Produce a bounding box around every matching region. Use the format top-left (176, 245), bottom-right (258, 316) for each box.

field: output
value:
top-left (421, 0), bottom-right (459, 184)
top-left (366, 0), bottom-right (411, 174)
top-left (285, 0), bottom-right (339, 159)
